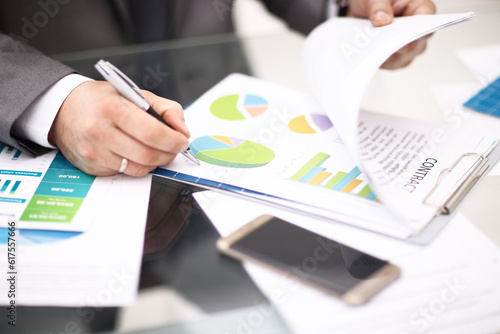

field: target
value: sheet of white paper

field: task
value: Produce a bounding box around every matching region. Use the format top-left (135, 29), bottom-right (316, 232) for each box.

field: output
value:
top-left (158, 73), bottom-right (413, 238)
top-left (456, 44), bottom-right (500, 85)
top-left (302, 13), bottom-right (475, 157)
top-left (430, 83), bottom-right (500, 176)
top-left (302, 13), bottom-right (497, 231)
top-left (0, 174), bottom-right (151, 306)
top-left (194, 190), bottom-right (500, 334)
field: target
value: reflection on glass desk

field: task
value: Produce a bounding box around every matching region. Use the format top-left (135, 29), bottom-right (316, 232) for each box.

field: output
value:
top-left (0, 34), bottom-right (289, 334)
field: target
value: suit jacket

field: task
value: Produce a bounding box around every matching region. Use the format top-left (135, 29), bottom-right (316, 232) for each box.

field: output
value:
top-left (0, 0), bottom-right (327, 154)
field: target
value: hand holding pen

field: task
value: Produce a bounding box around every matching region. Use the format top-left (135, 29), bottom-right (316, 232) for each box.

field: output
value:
top-left (95, 60), bottom-right (199, 167)
top-left (48, 61), bottom-right (196, 176)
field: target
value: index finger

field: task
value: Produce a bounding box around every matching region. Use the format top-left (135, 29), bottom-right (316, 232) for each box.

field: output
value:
top-left (143, 90), bottom-right (191, 138)
top-left (114, 98), bottom-right (190, 154)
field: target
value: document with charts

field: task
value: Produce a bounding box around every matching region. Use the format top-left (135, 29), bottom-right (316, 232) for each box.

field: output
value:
top-left (0, 149), bottom-right (113, 232)
top-left (155, 13), bottom-right (499, 240)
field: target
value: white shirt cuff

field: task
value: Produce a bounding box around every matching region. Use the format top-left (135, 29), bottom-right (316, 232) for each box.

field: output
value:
top-left (328, 0), bottom-right (338, 18)
top-left (13, 74), bottom-right (93, 148)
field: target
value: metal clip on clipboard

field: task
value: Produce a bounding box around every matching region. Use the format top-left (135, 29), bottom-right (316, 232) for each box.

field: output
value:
top-left (423, 153), bottom-right (489, 215)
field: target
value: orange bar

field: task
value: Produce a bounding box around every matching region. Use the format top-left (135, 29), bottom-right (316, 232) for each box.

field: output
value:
top-left (341, 179), bottom-right (362, 193)
top-left (308, 171), bottom-right (331, 185)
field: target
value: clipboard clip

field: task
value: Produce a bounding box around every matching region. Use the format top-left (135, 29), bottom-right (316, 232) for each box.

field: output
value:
top-left (423, 153), bottom-right (489, 215)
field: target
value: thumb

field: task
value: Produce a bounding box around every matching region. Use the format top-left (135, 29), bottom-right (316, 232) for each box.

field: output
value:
top-left (367, 0), bottom-right (394, 27)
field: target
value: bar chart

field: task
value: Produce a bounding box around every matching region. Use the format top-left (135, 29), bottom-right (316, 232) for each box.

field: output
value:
top-left (0, 144), bottom-right (22, 159)
top-left (20, 151), bottom-right (96, 223)
top-left (0, 180), bottom-right (22, 195)
top-left (290, 152), bottom-right (377, 201)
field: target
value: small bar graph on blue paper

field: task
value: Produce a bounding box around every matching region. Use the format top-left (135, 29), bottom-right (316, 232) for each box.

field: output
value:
top-left (464, 76), bottom-right (500, 117)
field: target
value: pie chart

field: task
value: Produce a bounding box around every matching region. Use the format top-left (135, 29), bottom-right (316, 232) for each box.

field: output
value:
top-left (210, 94), bottom-right (269, 120)
top-left (190, 136), bottom-right (275, 168)
top-left (288, 114), bottom-right (333, 134)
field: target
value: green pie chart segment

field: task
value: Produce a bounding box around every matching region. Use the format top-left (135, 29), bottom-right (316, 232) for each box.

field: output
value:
top-left (210, 94), bottom-right (269, 120)
top-left (190, 136), bottom-right (275, 168)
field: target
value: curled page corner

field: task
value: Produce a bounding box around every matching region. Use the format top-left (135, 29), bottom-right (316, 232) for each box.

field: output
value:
top-left (301, 13), bottom-right (478, 227)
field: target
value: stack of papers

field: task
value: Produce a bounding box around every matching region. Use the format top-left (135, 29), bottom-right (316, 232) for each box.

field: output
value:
top-left (156, 13), bottom-right (499, 240)
top-left (0, 149), bottom-right (151, 306)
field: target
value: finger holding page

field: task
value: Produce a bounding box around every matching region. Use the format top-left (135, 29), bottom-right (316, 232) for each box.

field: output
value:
top-left (348, 0), bottom-right (437, 69)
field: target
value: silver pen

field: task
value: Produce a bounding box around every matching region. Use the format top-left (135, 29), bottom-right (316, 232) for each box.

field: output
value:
top-left (94, 59), bottom-right (199, 165)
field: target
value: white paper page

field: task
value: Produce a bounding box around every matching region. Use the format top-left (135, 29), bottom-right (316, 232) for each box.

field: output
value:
top-left (0, 150), bottom-right (112, 232)
top-left (302, 13), bottom-right (474, 157)
top-left (0, 174), bottom-right (151, 306)
top-left (358, 110), bottom-right (496, 232)
top-left (158, 74), bottom-right (410, 238)
top-left (456, 44), bottom-right (500, 85)
top-left (430, 82), bottom-right (500, 176)
top-left (302, 13), bottom-right (498, 231)
top-left (195, 191), bottom-right (500, 334)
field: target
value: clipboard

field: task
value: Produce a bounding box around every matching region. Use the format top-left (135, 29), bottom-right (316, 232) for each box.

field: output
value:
top-left (407, 142), bottom-right (500, 244)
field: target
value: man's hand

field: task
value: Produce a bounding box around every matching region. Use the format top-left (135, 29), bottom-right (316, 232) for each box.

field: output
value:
top-left (48, 81), bottom-right (190, 176)
top-left (348, 0), bottom-right (437, 69)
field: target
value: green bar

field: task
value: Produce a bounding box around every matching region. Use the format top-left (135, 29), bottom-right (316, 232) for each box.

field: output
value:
top-left (357, 184), bottom-right (372, 198)
top-left (20, 195), bottom-right (83, 223)
top-left (290, 153), bottom-right (330, 181)
top-left (324, 171), bottom-right (347, 188)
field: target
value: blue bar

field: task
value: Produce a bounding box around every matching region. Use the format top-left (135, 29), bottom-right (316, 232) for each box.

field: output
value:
top-left (10, 180), bottom-right (21, 194)
top-left (0, 144), bottom-right (4, 154)
top-left (0, 170), bottom-right (42, 177)
top-left (365, 192), bottom-right (377, 201)
top-left (332, 166), bottom-right (362, 191)
top-left (13, 150), bottom-right (22, 159)
top-left (298, 166), bottom-right (326, 183)
top-left (0, 197), bottom-right (26, 204)
top-left (6, 147), bottom-right (13, 153)
top-left (49, 152), bottom-right (80, 170)
top-left (1, 180), bottom-right (11, 193)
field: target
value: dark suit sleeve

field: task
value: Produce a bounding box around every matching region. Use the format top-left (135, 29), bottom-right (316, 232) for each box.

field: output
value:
top-left (0, 33), bottom-right (75, 155)
top-left (260, 0), bottom-right (329, 35)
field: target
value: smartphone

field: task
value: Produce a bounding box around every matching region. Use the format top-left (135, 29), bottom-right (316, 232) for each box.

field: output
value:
top-left (217, 215), bottom-right (400, 305)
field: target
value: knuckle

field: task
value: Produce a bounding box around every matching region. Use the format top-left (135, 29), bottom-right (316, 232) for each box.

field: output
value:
top-left (129, 165), bottom-right (154, 177)
top-left (78, 144), bottom-right (98, 163)
top-left (138, 149), bottom-right (159, 165)
top-left (141, 127), bottom-right (163, 146)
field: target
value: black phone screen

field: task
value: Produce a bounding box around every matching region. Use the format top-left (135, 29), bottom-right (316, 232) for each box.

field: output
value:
top-left (229, 217), bottom-right (389, 294)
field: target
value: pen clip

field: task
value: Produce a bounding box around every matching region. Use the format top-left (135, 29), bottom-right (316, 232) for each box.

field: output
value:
top-left (95, 60), bottom-right (149, 109)
top-left (103, 61), bottom-right (146, 99)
